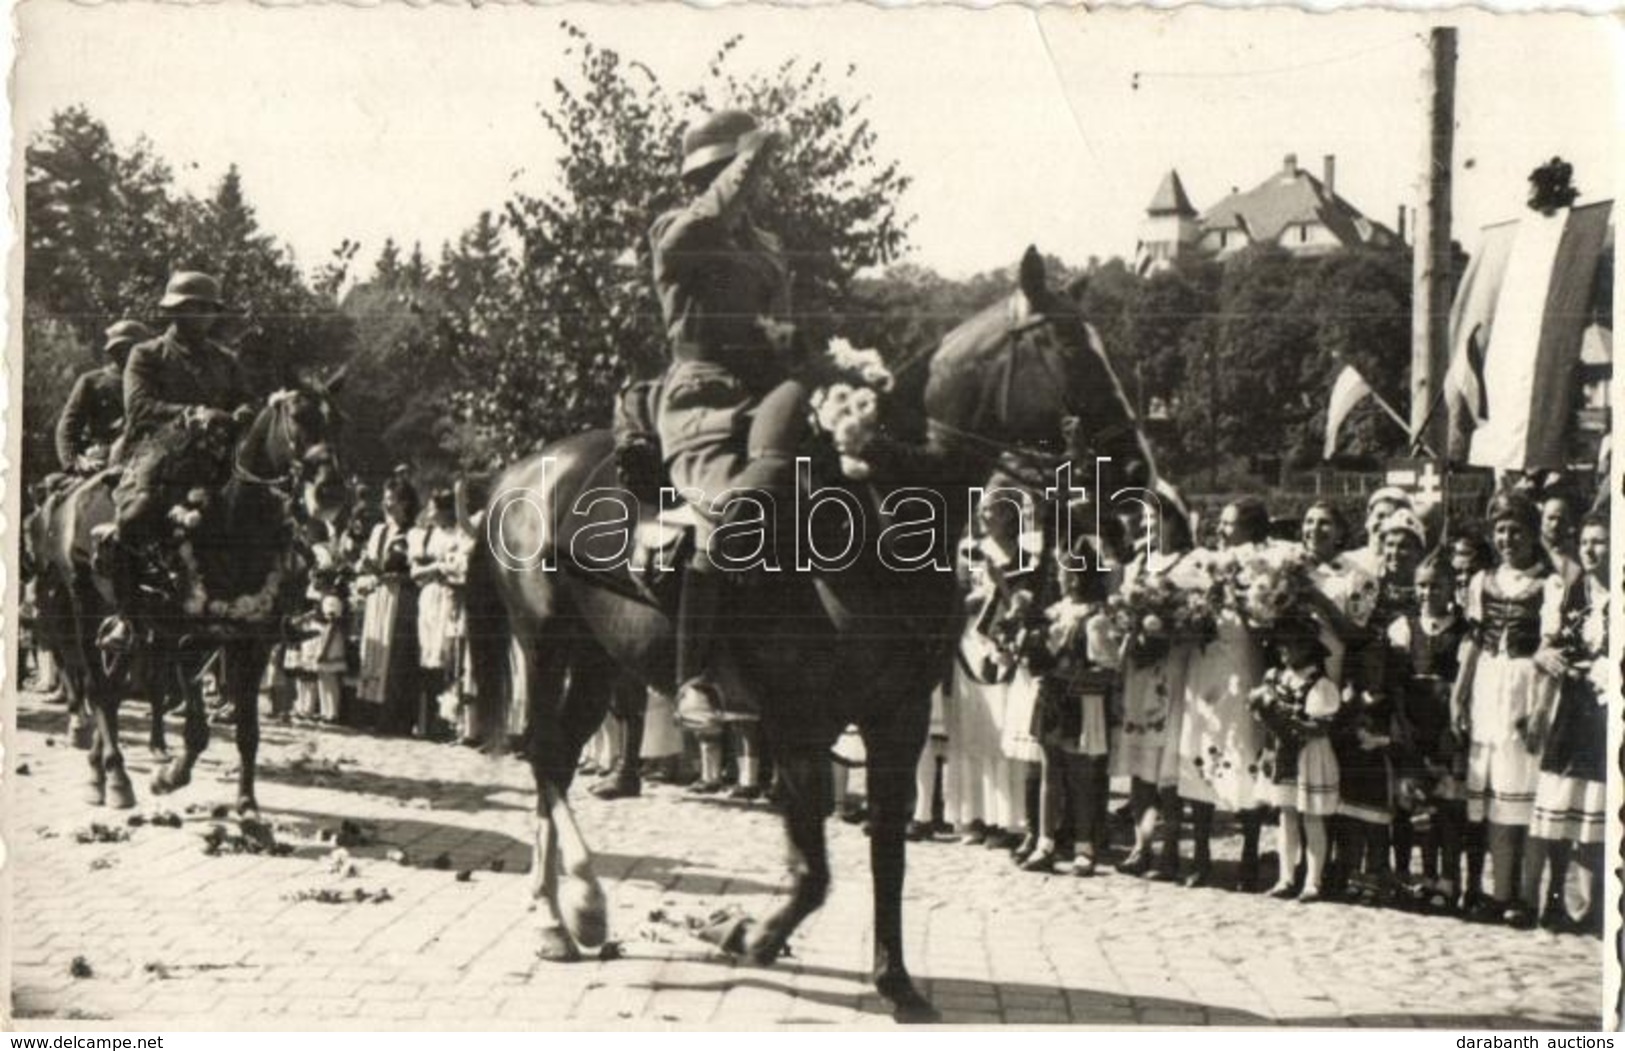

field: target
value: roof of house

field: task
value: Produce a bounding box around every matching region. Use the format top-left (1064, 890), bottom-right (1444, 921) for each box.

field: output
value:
top-left (1147, 170), bottom-right (1197, 217)
top-left (1199, 163), bottom-right (1394, 247)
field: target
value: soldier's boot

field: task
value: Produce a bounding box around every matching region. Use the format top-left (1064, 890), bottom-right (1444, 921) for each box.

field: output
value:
top-left (673, 562), bottom-right (730, 736)
top-left (93, 530), bottom-right (143, 655)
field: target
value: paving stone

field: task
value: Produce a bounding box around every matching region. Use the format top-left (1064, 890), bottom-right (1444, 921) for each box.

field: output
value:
top-left (7, 688), bottom-right (1605, 1028)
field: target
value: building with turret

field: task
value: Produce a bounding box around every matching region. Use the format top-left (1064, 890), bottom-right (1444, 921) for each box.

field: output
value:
top-left (1135, 154), bottom-right (1399, 274)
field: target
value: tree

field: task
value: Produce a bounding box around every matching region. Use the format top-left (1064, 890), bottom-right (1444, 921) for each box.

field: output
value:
top-left (442, 24), bottom-right (915, 461)
top-left (22, 108), bottom-right (355, 484)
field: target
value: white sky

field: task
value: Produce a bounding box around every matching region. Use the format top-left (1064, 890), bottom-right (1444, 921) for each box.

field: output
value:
top-left (13, 3), bottom-right (1622, 280)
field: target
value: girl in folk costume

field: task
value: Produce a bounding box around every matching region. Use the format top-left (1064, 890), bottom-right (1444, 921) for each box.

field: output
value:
top-left (1297, 501), bottom-right (1379, 898)
top-left (1176, 497), bottom-right (1270, 891)
top-left (1520, 512), bottom-right (1610, 933)
top-left (411, 489), bottom-right (467, 740)
top-left (1372, 510), bottom-right (1429, 891)
top-left (1336, 508), bottom-right (1428, 903)
top-left (1253, 616), bottom-right (1342, 902)
top-left (1020, 533), bottom-right (1119, 875)
top-left (286, 520), bottom-right (351, 724)
top-left (356, 471), bottom-right (423, 735)
top-left (1383, 552), bottom-right (1470, 913)
top-left (1451, 492), bottom-right (1559, 924)
top-left (944, 487), bottom-right (1040, 850)
top-left (1110, 500), bottom-right (1198, 880)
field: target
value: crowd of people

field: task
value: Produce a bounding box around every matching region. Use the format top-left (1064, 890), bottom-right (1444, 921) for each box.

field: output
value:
top-left (550, 477), bottom-right (1609, 939)
top-left (880, 480), bottom-right (1609, 936)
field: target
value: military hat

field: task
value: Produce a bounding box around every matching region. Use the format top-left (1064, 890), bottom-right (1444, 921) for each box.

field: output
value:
top-left (681, 109), bottom-right (759, 178)
top-left (103, 319), bottom-right (154, 353)
top-left (159, 271), bottom-right (225, 311)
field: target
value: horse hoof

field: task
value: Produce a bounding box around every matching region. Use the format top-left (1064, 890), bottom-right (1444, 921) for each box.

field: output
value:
top-left (69, 719), bottom-right (94, 751)
top-left (878, 979), bottom-right (939, 1024)
top-left (83, 781), bottom-right (107, 806)
top-left (536, 925), bottom-right (582, 963)
top-left (106, 778), bottom-right (137, 810)
top-left (695, 912), bottom-right (755, 959)
top-left (558, 875), bottom-right (608, 950)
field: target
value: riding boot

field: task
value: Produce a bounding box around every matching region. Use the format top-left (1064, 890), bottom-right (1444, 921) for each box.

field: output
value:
top-left (95, 533), bottom-right (144, 654)
top-left (674, 564), bottom-right (730, 734)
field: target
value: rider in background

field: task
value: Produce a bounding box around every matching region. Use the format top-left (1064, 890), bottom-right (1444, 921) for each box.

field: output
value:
top-left (97, 271), bottom-right (255, 652)
top-left (55, 319), bottom-right (151, 474)
top-left (649, 109), bottom-right (811, 733)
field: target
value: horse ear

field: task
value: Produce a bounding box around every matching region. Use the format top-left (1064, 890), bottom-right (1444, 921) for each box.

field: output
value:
top-left (1018, 245), bottom-right (1048, 308)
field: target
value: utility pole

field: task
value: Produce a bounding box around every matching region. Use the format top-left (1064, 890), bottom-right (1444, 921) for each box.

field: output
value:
top-left (1411, 27), bottom-right (1457, 460)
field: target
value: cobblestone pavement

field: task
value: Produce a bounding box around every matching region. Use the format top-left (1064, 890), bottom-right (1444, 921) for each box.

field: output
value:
top-left (5, 688), bottom-right (1608, 1029)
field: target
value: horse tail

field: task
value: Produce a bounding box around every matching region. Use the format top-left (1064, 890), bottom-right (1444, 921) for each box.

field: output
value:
top-left (463, 525), bottom-right (514, 753)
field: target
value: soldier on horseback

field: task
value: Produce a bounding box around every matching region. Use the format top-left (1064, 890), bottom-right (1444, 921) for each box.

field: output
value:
top-left (55, 320), bottom-right (151, 475)
top-left (649, 109), bottom-right (815, 734)
top-left (96, 270), bottom-right (255, 654)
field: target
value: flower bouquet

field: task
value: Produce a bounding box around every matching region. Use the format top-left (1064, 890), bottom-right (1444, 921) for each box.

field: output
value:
top-left (1104, 569), bottom-right (1217, 667)
top-left (809, 338), bottom-right (895, 479)
top-left (1224, 544), bottom-right (1316, 628)
top-left (1247, 668), bottom-right (1334, 746)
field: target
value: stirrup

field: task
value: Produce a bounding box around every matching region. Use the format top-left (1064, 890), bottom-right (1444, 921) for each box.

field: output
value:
top-left (675, 680), bottom-right (727, 734)
top-left (96, 615), bottom-right (140, 655)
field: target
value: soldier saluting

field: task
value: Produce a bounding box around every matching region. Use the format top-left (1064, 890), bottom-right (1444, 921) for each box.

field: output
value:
top-left (649, 110), bottom-right (811, 732)
top-left (97, 271), bottom-right (255, 652)
top-left (55, 319), bottom-right (151, 474)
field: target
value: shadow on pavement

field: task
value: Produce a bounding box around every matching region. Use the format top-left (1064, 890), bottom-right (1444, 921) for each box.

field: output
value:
top-left (623, 955), bottom-right (1602, 1028)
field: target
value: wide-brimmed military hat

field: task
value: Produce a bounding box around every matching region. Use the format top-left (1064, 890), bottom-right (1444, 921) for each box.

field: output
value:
top-left (103, 319), bottom-right (154, 353)
top-left (681, 109), bottom-right (759, 178)
top-left (159, 271), bottom-right (225, 311)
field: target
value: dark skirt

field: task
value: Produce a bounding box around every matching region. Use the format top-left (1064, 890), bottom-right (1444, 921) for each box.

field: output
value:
top-left (1541, 675), bottom-right (1606, 784)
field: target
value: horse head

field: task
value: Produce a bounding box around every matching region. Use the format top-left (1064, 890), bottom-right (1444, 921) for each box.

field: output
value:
top-left (234, 363), bottom-right (351, 523)
top-left (923, 245), bottom-right (1158, 502)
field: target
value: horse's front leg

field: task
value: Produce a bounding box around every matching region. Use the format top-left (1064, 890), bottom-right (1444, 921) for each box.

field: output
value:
top-left (863, 713), bottom-right (938, 1022)
top-left (87, 688), bottom-right (135, 809)
top-left (228, 641), bottom-right (268, 816)
top-left (150, 660), bottom-right (210, 797)
top-left (530, 794), bottom-right (579, 962)
top-left (736, 750), bottom-right (832, 966)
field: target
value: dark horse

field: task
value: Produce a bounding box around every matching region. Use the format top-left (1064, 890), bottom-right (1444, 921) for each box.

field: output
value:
top-left (464, 248), bottom-right (1163, 1020)
top-left (29, 374), bottom-right (349, 815)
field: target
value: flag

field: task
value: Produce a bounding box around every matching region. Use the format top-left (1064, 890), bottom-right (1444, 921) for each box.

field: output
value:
top-left (1449, 202), bottom-right (1614, 471)
top-left (1444, 220), bottom-right (1516, 460)
top-left (1323, 364), bottom-right (1374, 459)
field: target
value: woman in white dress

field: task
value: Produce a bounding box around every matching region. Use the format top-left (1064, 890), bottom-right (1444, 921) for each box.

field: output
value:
top-left (1111, 501), bottom-right (1197, 880)
top-left (1176, 497), bottom-right (1270, 890)
top-left (410, 489), bottom-right (466, 739)
top-left (944, 493), bottom-right (1035, 849)
top-left (1297, 501), bottom-right (1378, 897)
top-left (356, 472), bottom-right (422, 735)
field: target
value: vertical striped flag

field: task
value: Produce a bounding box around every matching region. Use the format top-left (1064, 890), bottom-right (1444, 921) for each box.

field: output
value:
top-left (1446, 201), bottom-right (1614, 470)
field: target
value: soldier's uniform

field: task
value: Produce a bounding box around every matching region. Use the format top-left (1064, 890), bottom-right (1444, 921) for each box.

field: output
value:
top-left (55, 364), bottom-right (124, 471)
top-left (649, 111), bottom-right (805, 516)
top-left (113, 314), bottom-right (253, 543)
top-left (54, 319), bottom-right (151, 473)
top-left (647, 110), bottom-right (809, 732)
top-left (98, 272), bottom-right (251, 651)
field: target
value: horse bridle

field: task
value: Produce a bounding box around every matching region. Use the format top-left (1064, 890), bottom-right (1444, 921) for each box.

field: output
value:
top-left (231, 393), bottom-right (341, 505)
